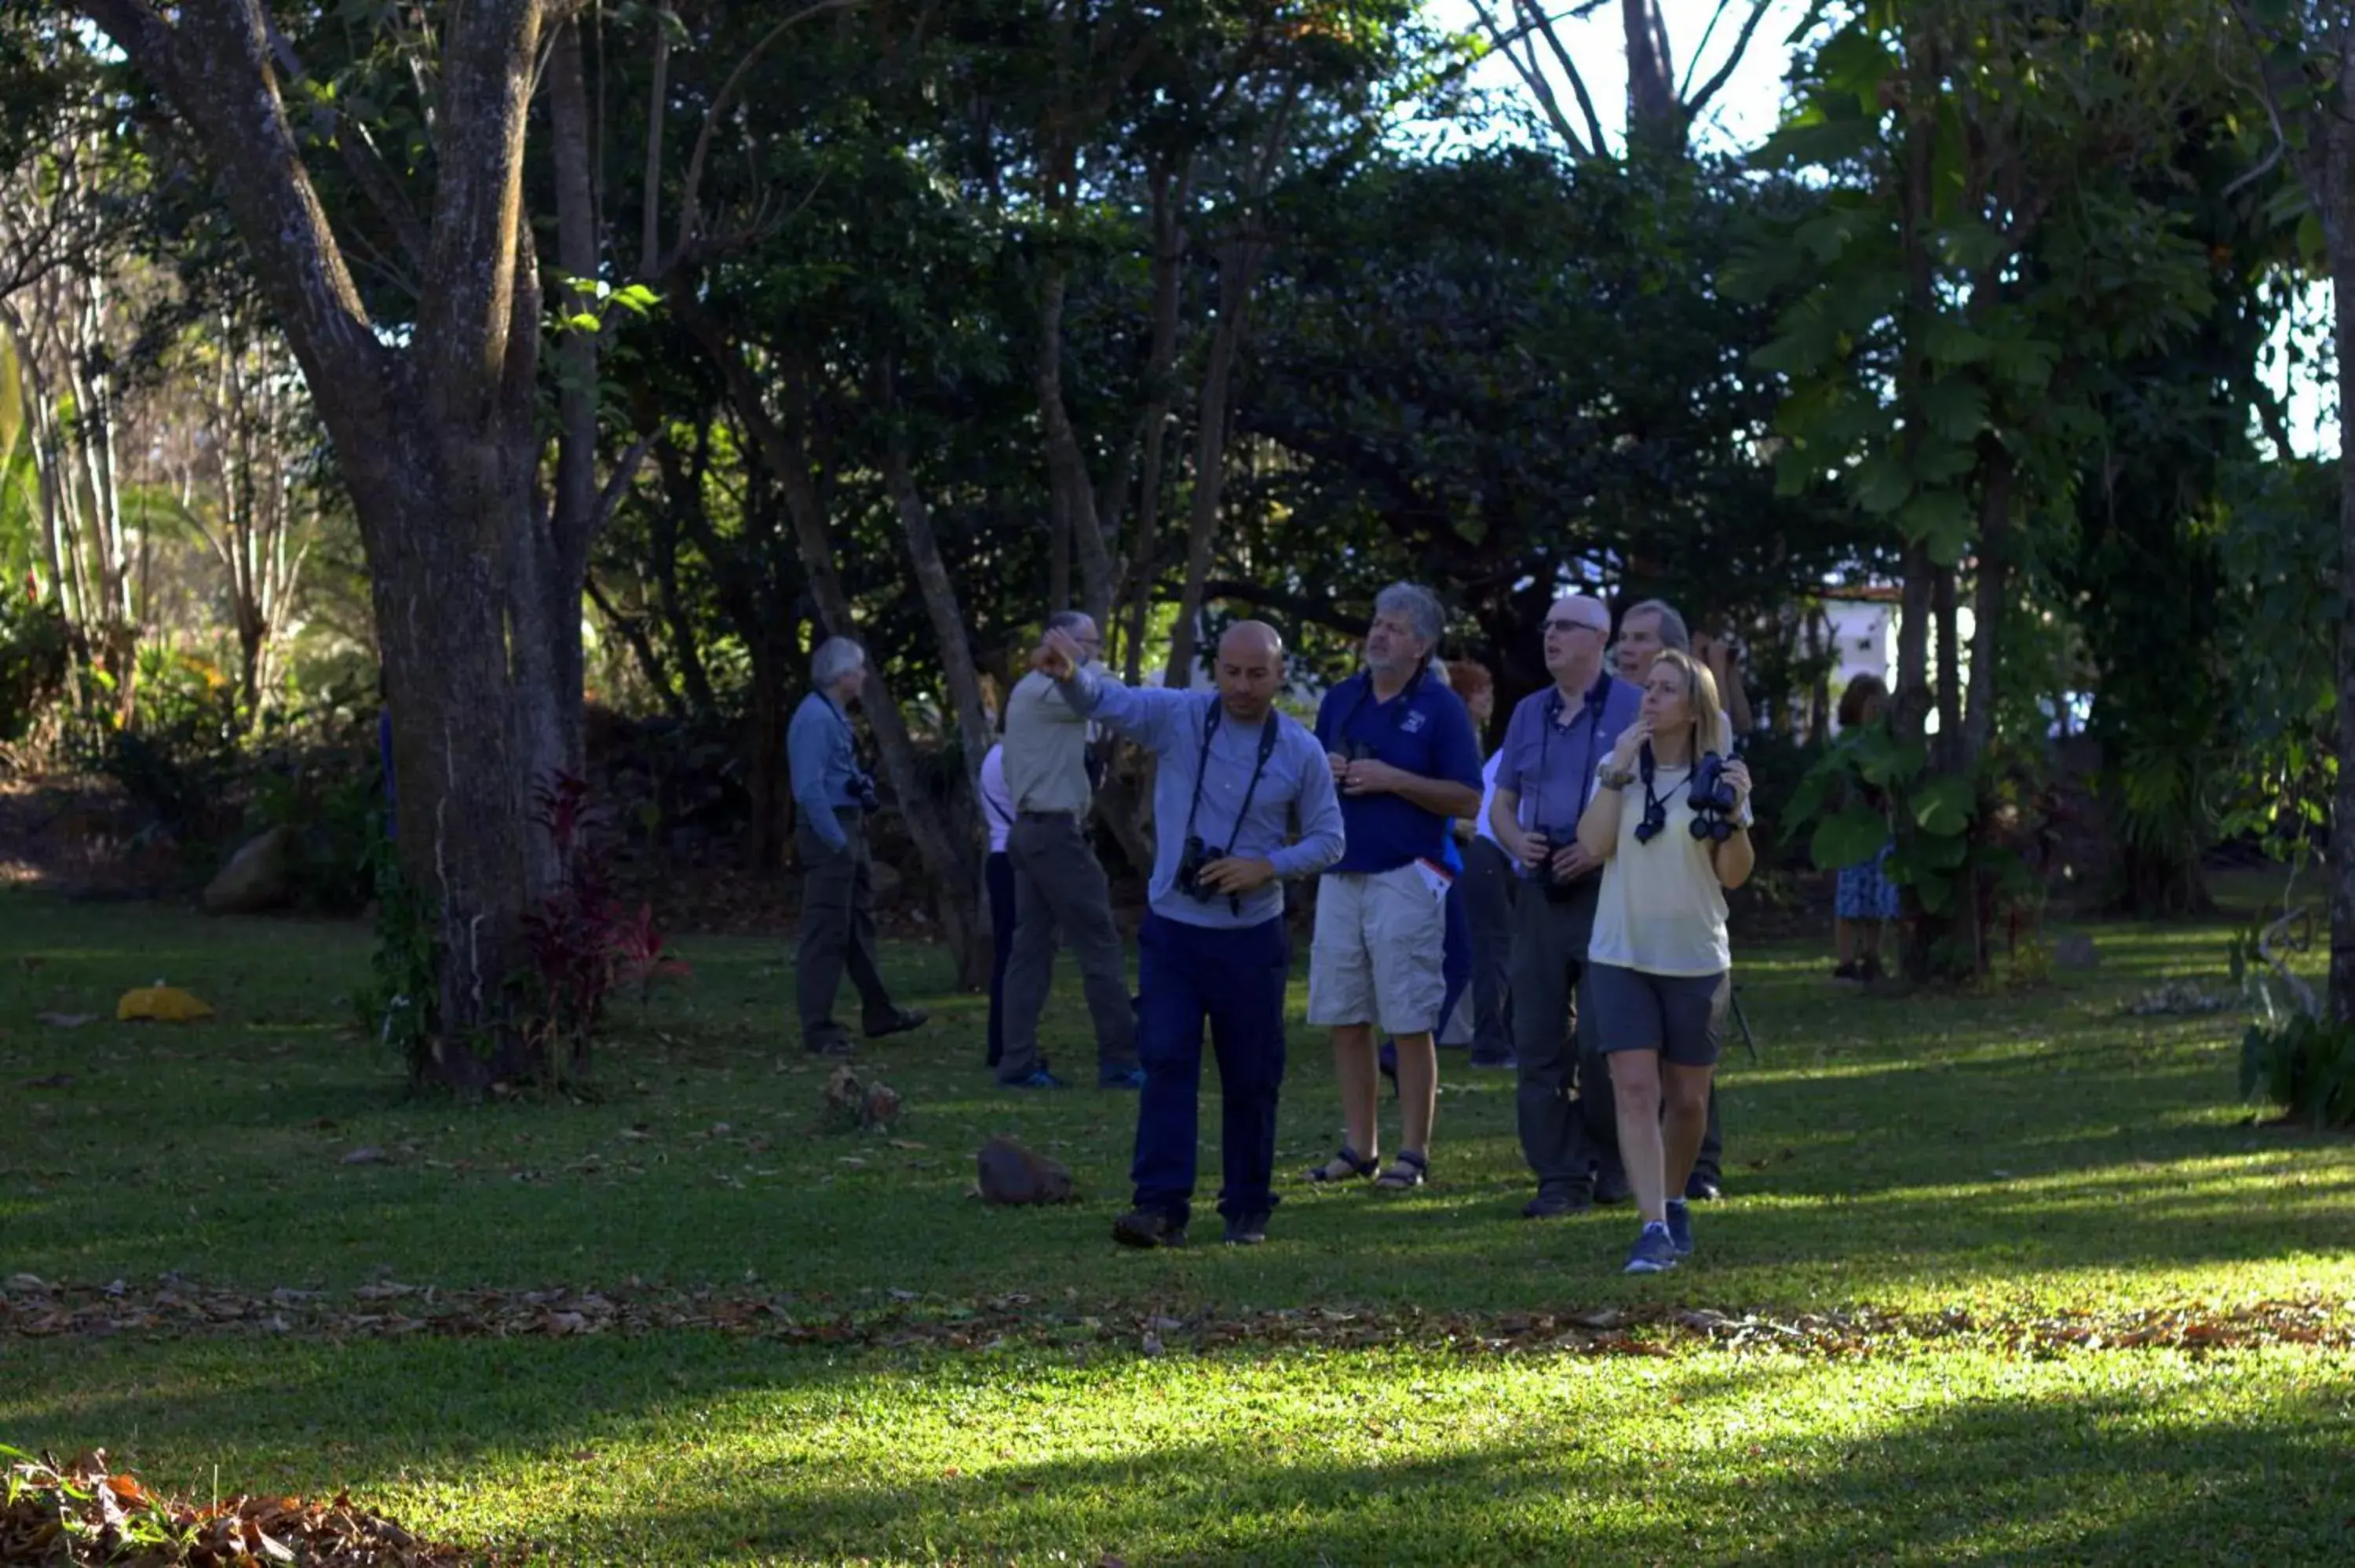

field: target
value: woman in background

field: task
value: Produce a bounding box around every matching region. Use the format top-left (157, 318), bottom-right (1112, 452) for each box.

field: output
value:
top-left (1831, 674), bottom-right (1897, 984)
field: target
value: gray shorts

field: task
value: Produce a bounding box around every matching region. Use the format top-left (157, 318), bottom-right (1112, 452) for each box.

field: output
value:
top-left (1586, 964), bottom-right (1729, 1067)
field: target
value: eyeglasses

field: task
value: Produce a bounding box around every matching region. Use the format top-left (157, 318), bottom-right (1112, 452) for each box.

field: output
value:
top-left (1544, 619), bottom-right (1605, 636)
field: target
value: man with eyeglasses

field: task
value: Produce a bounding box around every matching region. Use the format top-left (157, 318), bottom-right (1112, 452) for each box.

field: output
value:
top-left (995, 610), bottom-right (1142, 1091)
top-left (1488, 594), bottom-right (1644, 1216)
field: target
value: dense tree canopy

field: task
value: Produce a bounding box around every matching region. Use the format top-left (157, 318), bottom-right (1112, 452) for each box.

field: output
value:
top-left (1, 0), bottom-right (2346, 1052)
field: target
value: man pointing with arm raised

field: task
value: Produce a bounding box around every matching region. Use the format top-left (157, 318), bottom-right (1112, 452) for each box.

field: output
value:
top-left (1032, 619), bottom-right (1345, 1249)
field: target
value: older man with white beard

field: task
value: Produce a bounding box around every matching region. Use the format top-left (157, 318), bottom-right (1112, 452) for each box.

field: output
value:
top-left (1304, 583), bottom-right (1484, 1193)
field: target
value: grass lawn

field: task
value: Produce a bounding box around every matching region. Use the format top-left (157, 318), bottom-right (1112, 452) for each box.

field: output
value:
top-left (3, 880), bottom-right (2352, 1563)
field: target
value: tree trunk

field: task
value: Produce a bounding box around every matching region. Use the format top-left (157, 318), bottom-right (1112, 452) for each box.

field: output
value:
top-left (370, 442), bottom-right (546, 1087)
top-left (1622, 0), bottom-right (1685, 157)
top-left (1037, 261), bottom-right (1112, 622)
top-left (882, 428), bottom-right (995, 789)
top-left (1123, 161), bottom-right (1189, 685)
top-left (2331, 148), bottom-right (2355, 1023)
top-left (73, 0), bottom-right (580, 1081)
top-left (1962, 446), bottom-right (2011, 760)
top-left (1163, 236), bottom-right (1261, 691)
top-left (1931, 562), bottom-right (1962, 771)
top-left (677, 306), bottom-right (989, 984)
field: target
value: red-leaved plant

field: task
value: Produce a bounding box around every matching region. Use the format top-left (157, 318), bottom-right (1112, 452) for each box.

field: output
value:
top-left (520, 771), bottom-right (689, 1078)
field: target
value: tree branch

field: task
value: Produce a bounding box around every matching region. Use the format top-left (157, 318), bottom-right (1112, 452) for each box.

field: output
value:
top-left (1466, 0), bottom-right (1600, 161)
top-left (261, 15), bottom-right (431, 279)
top-left (670, 0), bottom-right (864, 272)
top-left (592, 437), bottom-right (652, 539)
top-left (1202, 578), bottom-right (1368, 639)
top-left (1681, 0), bottom-right (1775, 118)
top-left (1521, 0), bottom-right (1613, 160)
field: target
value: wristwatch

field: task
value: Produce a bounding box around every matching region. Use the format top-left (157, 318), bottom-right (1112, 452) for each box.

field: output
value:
top-left (1596, 763), bottom-right (1635, 791)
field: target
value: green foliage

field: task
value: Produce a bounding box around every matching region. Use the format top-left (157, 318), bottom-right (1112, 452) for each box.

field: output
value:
top-left (356, 824), bottom-right (438, 1078)
top-left (0, 579), bottom-right (71, 745)
top-left (1785, 717), bottom-right (2048, 972)
top-left (2213, 455), bottom-right (2339, 853)
top-left (2239, 1012), bottom-right (2355, 1128)
top-left (1240, 148), bottom-right (1870, 688)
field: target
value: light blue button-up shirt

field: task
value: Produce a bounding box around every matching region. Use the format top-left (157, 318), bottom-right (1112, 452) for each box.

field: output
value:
top-left (787, 691), bottom-right (863, 851)
top-left (1060, 667), bottom-right (1345, 928)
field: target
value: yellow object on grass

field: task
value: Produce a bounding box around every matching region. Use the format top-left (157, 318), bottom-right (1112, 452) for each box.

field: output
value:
top-left (116, 986), bottom-right (214, 1023)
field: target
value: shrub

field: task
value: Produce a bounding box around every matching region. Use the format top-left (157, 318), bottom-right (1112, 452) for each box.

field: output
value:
top-left (0, 582), bottom-right (71, 746)
top-left (520, 771), bottom-right (689, 1080)
top-left (2239, 1012), bottom-right (2355, 1129)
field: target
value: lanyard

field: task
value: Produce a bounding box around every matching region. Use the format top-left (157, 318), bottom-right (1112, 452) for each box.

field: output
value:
top-left (1527, 672), bottom-right (1612, 834)
top-left (1182, 701), bottom-right (1280, 850)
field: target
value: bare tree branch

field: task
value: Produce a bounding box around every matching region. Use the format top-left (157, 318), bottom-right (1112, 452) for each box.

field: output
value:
top-left (1681, 0), bottom-right (1776, 117)
top-left (1466, 0), bottom-right (1593, 160)
top-left (591, 436), bottom-right (652, 539)
top-left (1521, 0), bottom-right (1613, 160)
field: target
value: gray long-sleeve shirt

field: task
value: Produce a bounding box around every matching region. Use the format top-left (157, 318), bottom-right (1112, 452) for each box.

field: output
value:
top-left (1058, 667), bottom-right (1344, 928)
top-left (1002, 669), bottom-right (1094, 815)
top-left (787, 691), bottom-right (862, 851)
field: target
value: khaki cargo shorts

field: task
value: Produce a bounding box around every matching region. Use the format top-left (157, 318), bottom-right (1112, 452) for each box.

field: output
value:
top-left (1307, 862), bottom-right (1448, 1034)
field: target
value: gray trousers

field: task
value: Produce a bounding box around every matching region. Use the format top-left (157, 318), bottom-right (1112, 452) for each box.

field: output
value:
top-left (795, 810), bottom-right (898, 1052)
top-left (1511, 883), bottom-right (1617, 1194)
top-left (998, 812), bottom-right (1138, 1081)
top-left (1462, 836), bottom-right (1517, 1059)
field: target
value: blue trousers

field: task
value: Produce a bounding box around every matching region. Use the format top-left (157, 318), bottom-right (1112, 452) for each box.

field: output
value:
top-left (1437, 874), bottom-right (1472, 1043)
top-left (1132, 911), bottom-right (1291, 1227)
top-left (984, 851), bottom-right (1015, 1067)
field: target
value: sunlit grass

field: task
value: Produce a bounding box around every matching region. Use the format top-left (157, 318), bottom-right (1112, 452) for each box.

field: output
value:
top-left (5, 882), bottom-right (2353, 1561)
top-left (5, 1333), bottom-right (2350, 1565)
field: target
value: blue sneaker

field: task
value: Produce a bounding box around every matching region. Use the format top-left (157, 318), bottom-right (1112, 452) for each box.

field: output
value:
top-left (1664, 1199), bottom-right (1693, 1258)
top-left (1623, 1222), bottom-right (1680, 1274)
top-left (1001, 1070), bottom-right (1066, 1090)
top-left (1098, 1067), bottom-right (1147, 1090)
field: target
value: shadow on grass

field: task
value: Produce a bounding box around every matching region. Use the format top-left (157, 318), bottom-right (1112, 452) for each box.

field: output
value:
top-left (14, 1335), bottom-right (2343, 1564)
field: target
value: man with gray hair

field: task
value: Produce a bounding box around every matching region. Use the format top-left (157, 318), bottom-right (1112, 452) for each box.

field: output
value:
top-left (1305, 583), bottom-right (1484, 1191)
top-left (995, 610), bottom-right (1141, 1090)
top-left (787, 635), bottom-right (926, 1056)
top-left (1618, 599), bottom-right (1754, 742)
top-left (1490, 593), bottom-right (1643, 1216)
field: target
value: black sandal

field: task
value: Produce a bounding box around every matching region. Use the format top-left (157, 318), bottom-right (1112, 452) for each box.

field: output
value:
top-left (1374, 1150), bottom-right (1428, 1190)
top-left (1306, 1145), bottom-right (1378, 1183)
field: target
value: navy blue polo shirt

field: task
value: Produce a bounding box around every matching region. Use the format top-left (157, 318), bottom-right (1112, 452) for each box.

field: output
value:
top-left (1314, 669), bottom-right (1483, 874)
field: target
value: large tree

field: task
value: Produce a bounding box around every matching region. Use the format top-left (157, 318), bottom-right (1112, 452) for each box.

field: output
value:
top-left (75, 0), bottom-right (631, 1081)
top-left (2233, 0), bottom-right (2355, 1023)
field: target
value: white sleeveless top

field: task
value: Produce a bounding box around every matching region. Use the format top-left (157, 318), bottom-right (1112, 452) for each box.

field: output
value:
top-left (1586, 760), bottom-right (1731, 977)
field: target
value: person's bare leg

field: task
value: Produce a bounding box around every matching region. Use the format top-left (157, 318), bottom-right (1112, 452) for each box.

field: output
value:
top-left (1610, 1050), bottom-right (1668, 1226)
top-left (1835, 915), bottom-right (1855, 968)
top-left (1393, 1029), bottom-right (1437, 1154)
top-left (1325, 1023), bottom-right (1380, 1172)
top-left (1661, 1063), bottom-right (1715, 1194)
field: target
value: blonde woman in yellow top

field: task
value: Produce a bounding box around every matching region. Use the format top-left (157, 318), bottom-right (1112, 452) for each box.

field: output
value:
top-left (1576, 649), bottom-right (1755, 1274)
